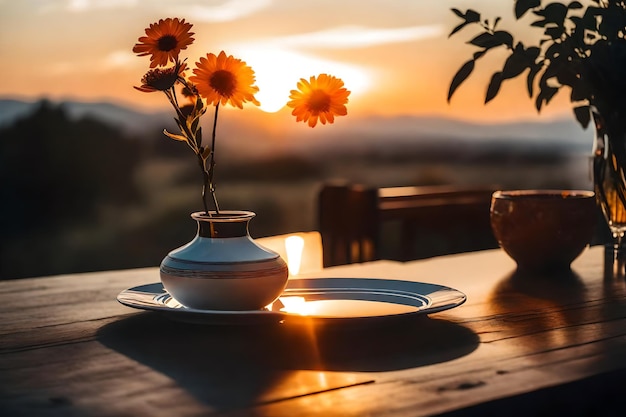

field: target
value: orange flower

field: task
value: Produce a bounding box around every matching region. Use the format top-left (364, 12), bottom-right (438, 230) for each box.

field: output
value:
top-left (134, 61), bottom-right (187, 93)
top-left (287, 74), bottom-right (350, 127)
top-left (189, 51), bottom-right (260, 109)
top-left (133, 18), bottom-right (194, 68)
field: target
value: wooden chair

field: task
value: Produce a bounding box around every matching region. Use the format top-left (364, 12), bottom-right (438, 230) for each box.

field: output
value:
top-left (318, 183), bottom-right (500, 267)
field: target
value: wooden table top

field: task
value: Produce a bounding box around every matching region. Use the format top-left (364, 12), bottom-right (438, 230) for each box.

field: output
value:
top-left (2, 245), bottom-right (626, 416)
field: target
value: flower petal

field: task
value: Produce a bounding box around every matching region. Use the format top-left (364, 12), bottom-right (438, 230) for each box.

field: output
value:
top-left (287, 74), bottom-right (350, 128)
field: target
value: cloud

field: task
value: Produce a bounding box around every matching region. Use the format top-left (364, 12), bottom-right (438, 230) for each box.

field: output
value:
top-left (66, 0), bottom-right (138, 12)
top-left (217, 24), bottom-right (443, 110)
top-left (170, 0), bottom-right (274, 23)
top-left (266, 24), bottom-right (445, 49)
top-left (44, 50), bottom-right (138, 77)
top-left (102, 50), bottom-right (137, 69)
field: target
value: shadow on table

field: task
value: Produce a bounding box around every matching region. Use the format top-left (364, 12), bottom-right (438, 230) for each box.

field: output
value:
top-left (97, 312), bottom-right (478, 410)
top-left (491, 267), bottom-right (587, 307)
top-left (435, 367), bottom-right (626, 417)
top-left (488, 270), bottom-right (600, 352)
top-left (487, 268), bottom-right (588, 348)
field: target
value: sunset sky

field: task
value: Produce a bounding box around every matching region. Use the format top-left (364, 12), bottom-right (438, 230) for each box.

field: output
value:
top-left (0, 0), bottom-right (577, 124)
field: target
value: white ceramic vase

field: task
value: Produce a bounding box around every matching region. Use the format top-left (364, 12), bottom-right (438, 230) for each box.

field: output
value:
top-left (160, 211), bottom-right (289, 311)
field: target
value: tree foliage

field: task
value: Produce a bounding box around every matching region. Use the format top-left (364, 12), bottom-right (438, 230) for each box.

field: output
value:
top-left (0, 101), bottom-right (144, 278)
top-left (448, 0), bottom-right (626, 128)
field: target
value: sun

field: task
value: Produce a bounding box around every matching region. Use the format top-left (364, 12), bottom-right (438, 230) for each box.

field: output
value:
top-left (228, 47), bottom-right (369, 113)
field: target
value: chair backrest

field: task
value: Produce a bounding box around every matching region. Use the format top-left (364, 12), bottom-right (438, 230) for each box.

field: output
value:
top-left (318, 183), bottom-right (379, 267)
top-left (318, 183), bottom-right (499, 267)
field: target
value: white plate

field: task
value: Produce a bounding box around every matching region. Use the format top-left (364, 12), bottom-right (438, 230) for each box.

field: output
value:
top-left (117, 278), bottom-right (466, 325)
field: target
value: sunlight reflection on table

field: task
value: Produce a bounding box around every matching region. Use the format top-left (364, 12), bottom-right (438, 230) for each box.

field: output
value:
top-left (277, 296), bottom-right (418, 317)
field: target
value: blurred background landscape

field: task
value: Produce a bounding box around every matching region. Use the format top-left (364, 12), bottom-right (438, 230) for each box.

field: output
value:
top-left (0, 98), bottom-right (594, 279)
top-left (0, 1), bottom-right (597, 279)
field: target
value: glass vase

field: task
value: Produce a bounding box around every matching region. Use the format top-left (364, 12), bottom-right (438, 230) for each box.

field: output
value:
top-left (592, 109), bottom-right (626, 264)
top-left (160, 211), bottom-right (289, 311)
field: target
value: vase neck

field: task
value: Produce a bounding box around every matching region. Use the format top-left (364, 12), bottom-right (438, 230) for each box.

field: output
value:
top-left (197, 221), bottom-right (250, 238)
top-left (191, 211), bottom-right (255, 238)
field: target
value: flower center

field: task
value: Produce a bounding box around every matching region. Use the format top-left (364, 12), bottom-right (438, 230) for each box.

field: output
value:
top-left (308, 89), bottom-right (331, 113)
top-left (209, 70), bottom-right (237, 97)
top-left (158, 35), bottom-right (178, 51)
top-left (144, 67), bottom-right (178, 91)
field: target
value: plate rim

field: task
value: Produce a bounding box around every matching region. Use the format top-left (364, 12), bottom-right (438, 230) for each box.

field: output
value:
top-left (117, 278), bottom-right (466, 324)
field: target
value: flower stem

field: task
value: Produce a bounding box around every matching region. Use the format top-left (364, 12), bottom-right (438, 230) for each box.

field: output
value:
top-left (198, 154), bottom-right (210, 215)
top-left (161, 84), bottom-right (222, 216)
top-left (208, 102), bottom-right (221, 214)
top-left (163, 88), bottom-right (198, 153)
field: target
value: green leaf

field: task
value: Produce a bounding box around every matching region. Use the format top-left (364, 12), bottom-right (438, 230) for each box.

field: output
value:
top-left (201, 146), bottom-right (211, 160)
top-left (569, 15), bottom-right (583, 26)
top-left (573, 105), bottom-right (591, 128)
top-left (197, 96), bottom-right (205, 111)
top-left (570, 81), bottom-right (590, 102)
top-left (448, 59), bottom-right (475, 102)
top-left (545, 26), bottom-right (564, 40)
top-left (195, 127), bottom-right (203, 147)
top-left (515, 0), bottom-right (541, 19)
top-left (535, 86), bottom-right (559, 112)
top-left (493, 31), bottom-right (514, 48)
top-left (556, 67), bottom-right (577, 87)
top-left (469, 32), bottom-right (494, 47)
top-left (535, 94), bottom-right (543, 112)
top-left (568, 17), bottom-right (588, 47)
top-left (485, 72), bottom-right (503, 103)
top-left (465, 9), bottom-right (481, 23)
top-left (163, 129), bottom-right (189, 142)
top-left (582, 7), bottom-right (602, 31)
top-left (568, 1), bottom-right (583, 10)
top-left (599, 8), bottom-right (623, 38)
top-left (545, 41), bottom-right (565, 59)
top-left (450, 8), bottom-right (480, 26)
top-left (533, 3), bottom-right (568, 28)
top-left (449, 22), bottom-right (469, 37)
top-left (525, 46), bottom-right (541, 62)
top-left (524, 46), bottom-right (543, 97)
top-left (469, 31), bottom-right (513, 49)
top-left (502, 50), bottom-right (529, 80)
top-left (527, 64), bottom-right (541, 97)
top-left (539, 60), bottom-right (560, 85)
top-left (190, 114), bottom-right (201, 134)
top-left (473, 50), bottom-right (486, 60)
top-left (451, 8), bottom-right (464, 18)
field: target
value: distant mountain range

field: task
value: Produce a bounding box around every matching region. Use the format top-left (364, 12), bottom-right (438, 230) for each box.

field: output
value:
top-left (0, 97), bottom-right (593, 158)
top-left (0, 98), bottom-right (171, 134)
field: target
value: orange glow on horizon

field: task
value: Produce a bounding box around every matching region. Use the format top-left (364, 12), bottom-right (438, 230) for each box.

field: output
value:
top-left (229, 47), bottom-right (370, 114)
top-left (0, 1), bottom-right (579, 125)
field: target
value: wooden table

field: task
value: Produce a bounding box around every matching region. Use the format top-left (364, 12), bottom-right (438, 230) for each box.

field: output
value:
top-left (2, 246), bottom-right (626, 416)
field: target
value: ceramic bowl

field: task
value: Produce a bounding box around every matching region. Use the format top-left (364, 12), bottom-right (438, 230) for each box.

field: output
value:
top-left (490, 190), bottom-right (597, 271)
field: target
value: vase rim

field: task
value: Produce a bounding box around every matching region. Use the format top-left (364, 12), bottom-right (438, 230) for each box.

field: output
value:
top-left (191, 210), bottom-right (256, 222)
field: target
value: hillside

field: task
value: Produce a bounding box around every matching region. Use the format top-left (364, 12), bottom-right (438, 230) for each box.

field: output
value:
top-left (0, 98), bottom-right (593, 160)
